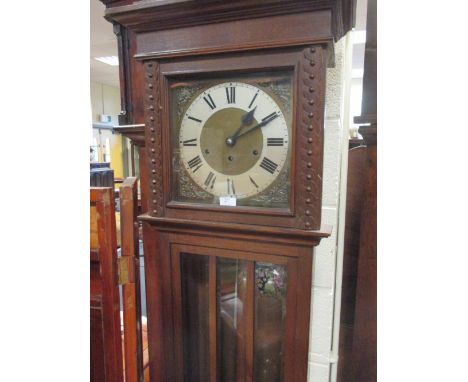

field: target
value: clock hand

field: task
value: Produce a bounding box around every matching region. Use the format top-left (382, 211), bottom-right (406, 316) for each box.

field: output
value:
top-left (226, 107), bottom-right (257, 146)
top-left (240, 106), bottom-right (257, 128)
top-left (234, 112), bottom-right (279, 140)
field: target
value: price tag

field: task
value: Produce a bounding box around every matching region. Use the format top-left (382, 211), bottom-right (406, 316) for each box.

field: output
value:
top-left (219, 196), bottom-right (237, 206)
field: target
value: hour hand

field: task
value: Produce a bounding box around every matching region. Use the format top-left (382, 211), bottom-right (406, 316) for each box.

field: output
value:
top-left (226, 107), bottom-right (257, 146)
top-left (235, 112), bottom-right (279, 140)
top-left (240, 106), bottom-right (257, 127)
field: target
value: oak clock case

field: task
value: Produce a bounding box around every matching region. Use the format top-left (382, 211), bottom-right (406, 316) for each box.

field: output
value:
top-left (170, 72), bottom-right (293, 209)
top-left (100, 1), bottom-right (353, 382)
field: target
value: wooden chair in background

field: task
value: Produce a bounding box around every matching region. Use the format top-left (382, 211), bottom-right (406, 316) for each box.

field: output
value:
top-left (90, 187), bottom-right (124, 382)
top-left (91, 177), bottom-right (146, 382)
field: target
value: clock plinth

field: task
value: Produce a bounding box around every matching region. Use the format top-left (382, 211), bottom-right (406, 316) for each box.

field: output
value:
top-left (102, 1), bottom-right (355, 380)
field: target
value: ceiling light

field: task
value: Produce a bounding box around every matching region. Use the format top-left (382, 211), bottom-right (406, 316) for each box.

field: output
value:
top-left (94, 56), bottom-right (119, 66)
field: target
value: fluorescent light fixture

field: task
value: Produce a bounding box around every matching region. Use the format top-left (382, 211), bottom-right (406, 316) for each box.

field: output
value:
top-left (94, 56), bottom-right (119, 66)
top-left (353, 30), bottom-right (366, 45)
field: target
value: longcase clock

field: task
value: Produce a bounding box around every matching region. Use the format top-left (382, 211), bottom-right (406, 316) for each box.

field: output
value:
top-left (102, 0), bottom-right (355, 381)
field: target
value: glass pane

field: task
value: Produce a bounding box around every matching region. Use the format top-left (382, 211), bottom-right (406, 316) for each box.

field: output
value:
top-left (180, 253), bottom-right (210, 381)
top-left (170, 71), bottom-right (293, 209)
top-left (217, 258), bottom-right (248, 381)
top-left (254, 262), bottom-right (288, 382)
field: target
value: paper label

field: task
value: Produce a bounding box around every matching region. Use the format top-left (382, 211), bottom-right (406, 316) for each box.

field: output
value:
top-left (219, 196), bottom-right (237, 206)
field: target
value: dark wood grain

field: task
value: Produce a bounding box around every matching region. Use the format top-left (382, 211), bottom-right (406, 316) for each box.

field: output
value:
top-left (349, 0), bottom-right (377, 379)
top-left (135, 11), bottom-right (332, 60)
top-left (208, 256), bottom-right (217, 382)
top-left (350, 133), bottom-right (376, 382)
top-left (119, 177), bottom-right (144, 382)
top-left (113, 125), bottom-right (145, 147)
top-left (139, 214), bottom-right (331, 248)
top-left (337, 144), bottom-right (367, 382)
top-left (113, 23), bottom-right (133, 125)
top-left (90, 188), bottom-right (124, 382)
top-left (104, 0), bottom-right (354, 41)
top-left (141, 223), bottom-right (165, 382)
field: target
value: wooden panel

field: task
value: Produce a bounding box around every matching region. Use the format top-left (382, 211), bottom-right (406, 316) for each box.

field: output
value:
top-left (337, 145), bottom-right (367, 382)
top-left (245, 261), bottom-right (255, 382)
top-left (91, 307), bottom-right (106, 382)
top-left (143, 224), bottom-right (165, 382)
top-left (90, 187), bottom-right (124, 382)
top-left (351, 140), bottom-right (377, 381)
top-left (119, 177), bottom-right (144, 382)
top-left (103, 0), bottom-right (356, 41)
top-left (139, 216), bottom-right (331, 248)
top-left (294, 251), bottom-right (313, 381)
top-left (90, 205), bottom-right (99, 250)
top-left (136, 11), bottom-right (332, 59)
top-left (350, 0), bottom-right (377, 378)
top-left (208, 256), bottom-right (217, 382)
top-left (283, 257), bottom-right (298, 382)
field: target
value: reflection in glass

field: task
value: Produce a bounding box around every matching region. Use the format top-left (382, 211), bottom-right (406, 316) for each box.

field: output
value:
top-left (217, 258), bottom-right (248, 382)
top-left (180, 253), bottom-right (210, 382)
top-left (254, 262), bottom-right (288, 382)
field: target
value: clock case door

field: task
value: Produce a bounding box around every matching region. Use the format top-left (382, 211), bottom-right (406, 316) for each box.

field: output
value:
top-left (142, 224), bottom-right (316, 382)
top-left (143, 46), bottom-right (328, 230)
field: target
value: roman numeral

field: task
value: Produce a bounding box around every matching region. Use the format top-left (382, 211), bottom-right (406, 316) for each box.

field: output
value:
top-left (182, 138), bottom-right (197, 146)
top-left (203, 94), bottom-right (216, 110)
top-left (260, 157), bottom-right (278, 174)
top-left (204, 172), bottom-right (215, 187)
top-left (249, 176), bottom-right (259, 188)
top-left (188, 116), bottom-right (202, 123)
top-left (227, 179), bottom-right (236, 195)
top-left (267, 138), bottom-right (284, 146)
top-left (225, 86), bottom-right (236, 104)
top-left (248, 91), bottom-right (259, 109)
top-left (262, 112), bottom-right (278, 121)
top-left (187, 155), bottom-right (202, 170)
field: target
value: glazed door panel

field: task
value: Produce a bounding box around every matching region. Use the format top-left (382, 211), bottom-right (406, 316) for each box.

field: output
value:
top-left (171, 245), bottom-right (296, 382)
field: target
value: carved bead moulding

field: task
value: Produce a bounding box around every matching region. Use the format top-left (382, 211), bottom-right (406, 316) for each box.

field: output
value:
top-left (144, 61), bottom-right (164, 216)
top-left (296, 46), bottom-right (326, 229)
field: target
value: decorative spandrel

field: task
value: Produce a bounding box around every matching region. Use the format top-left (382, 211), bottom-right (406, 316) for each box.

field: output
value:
top-left (170, 72), bottom-right (293, 209)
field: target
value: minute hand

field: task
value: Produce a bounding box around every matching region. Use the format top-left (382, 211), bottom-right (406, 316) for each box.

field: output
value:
top-left (235, 113), bottom-right (279, 140)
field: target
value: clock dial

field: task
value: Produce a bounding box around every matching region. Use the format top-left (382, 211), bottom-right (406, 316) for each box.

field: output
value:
top-left (179, 82), bottom-right (289, 199)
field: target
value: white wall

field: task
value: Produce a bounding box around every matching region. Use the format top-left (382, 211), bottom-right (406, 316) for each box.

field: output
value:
top-left (90, 81), bottom-right (125, 177)
top-left (90, 81), bottom-right (121, 123)
top-left (308, 35), bottom-right (351, 382)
